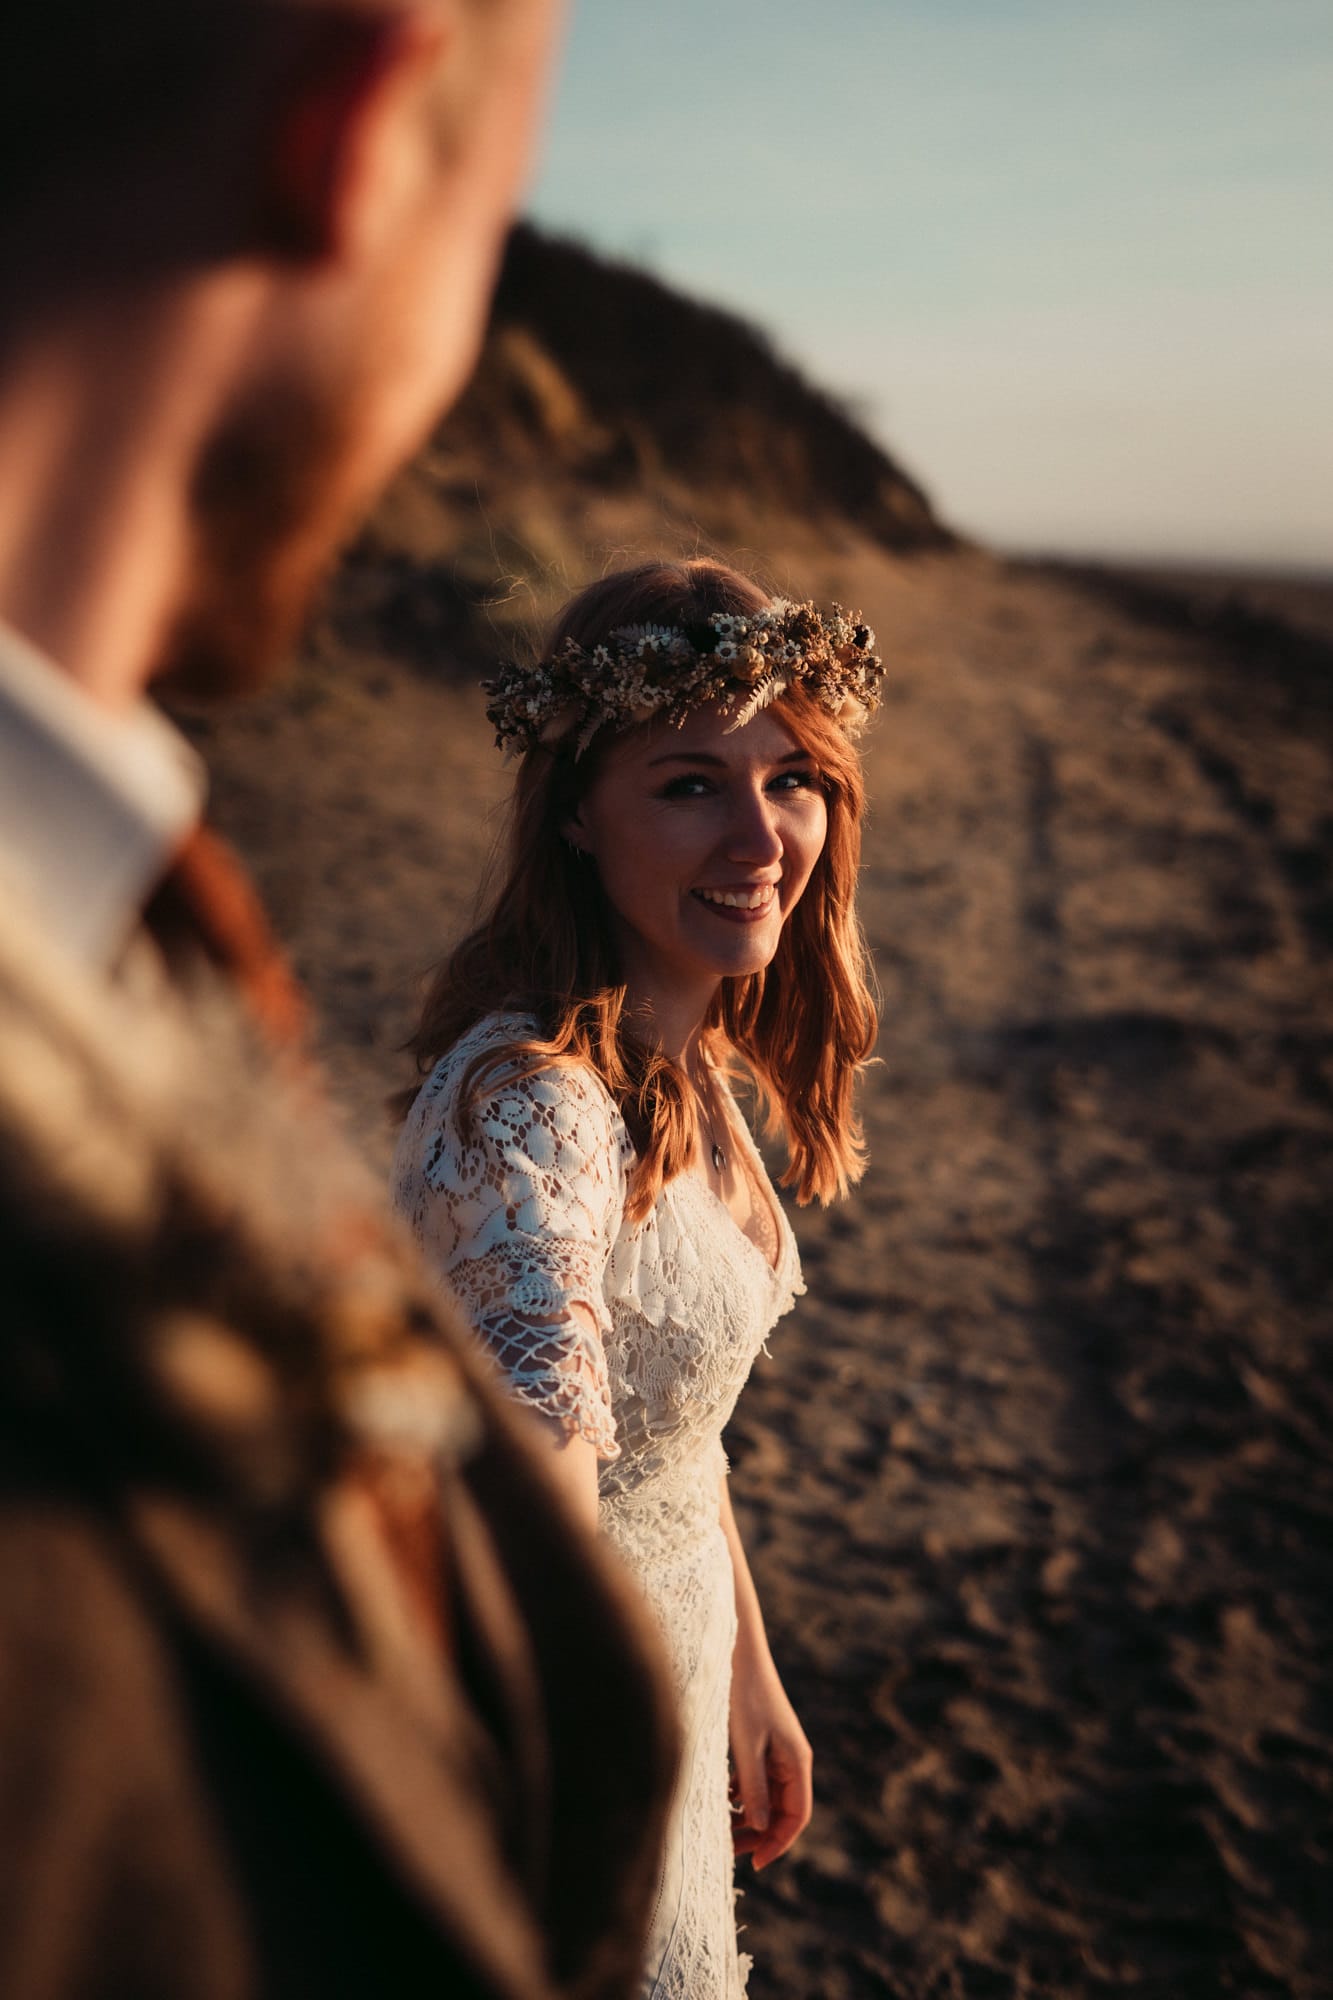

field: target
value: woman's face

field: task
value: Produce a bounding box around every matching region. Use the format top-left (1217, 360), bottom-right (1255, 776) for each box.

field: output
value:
top-left (566, 702), bottom-right (829, 1011)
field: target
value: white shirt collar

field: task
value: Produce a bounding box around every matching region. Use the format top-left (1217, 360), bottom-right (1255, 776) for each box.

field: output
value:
top-left (0, 620), bottom-right (205, 972)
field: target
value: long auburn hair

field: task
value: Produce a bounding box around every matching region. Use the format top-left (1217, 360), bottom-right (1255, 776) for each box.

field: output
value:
top-left (404, 559), bottom-right (879, 1219)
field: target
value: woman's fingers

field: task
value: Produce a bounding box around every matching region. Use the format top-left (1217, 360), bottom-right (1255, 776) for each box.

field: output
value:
top-left (749, 1734), bottom-right (813, 1870)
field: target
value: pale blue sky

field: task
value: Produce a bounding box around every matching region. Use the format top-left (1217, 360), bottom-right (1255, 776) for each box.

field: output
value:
top-left (530, 0), bottom-right (1333, 568)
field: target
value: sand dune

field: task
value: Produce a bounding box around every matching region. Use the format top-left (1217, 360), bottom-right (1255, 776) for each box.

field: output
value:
top-left (177, 543), bottom-right (1333, 2000)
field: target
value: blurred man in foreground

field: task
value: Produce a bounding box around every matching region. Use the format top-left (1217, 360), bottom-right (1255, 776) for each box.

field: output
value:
top-left (0, 4), bottom-right (673, 1996)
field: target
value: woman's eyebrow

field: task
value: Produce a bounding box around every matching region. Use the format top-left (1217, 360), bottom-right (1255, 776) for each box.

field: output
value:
top-left (645, 747), bottom-right (814, 769)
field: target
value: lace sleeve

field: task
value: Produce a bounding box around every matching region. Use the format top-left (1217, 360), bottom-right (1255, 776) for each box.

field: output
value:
top-left (399, 1053), bottom-right (627, 1460)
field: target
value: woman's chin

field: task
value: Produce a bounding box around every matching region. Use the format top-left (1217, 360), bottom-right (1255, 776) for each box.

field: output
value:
top-left (696, 935), bottom-right (783, 984)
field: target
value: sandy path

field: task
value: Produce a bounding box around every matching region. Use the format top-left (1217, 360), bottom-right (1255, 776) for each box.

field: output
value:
top-left (180, 550), bottom-right (1333, 1999)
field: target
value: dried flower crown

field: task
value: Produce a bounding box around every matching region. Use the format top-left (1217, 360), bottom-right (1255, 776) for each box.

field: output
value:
top-left (484, 598), bottom-right (885, 759)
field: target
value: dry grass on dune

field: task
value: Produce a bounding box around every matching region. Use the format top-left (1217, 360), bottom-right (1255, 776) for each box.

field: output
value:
top-left (178, 538), bottom-right (1333, 2000)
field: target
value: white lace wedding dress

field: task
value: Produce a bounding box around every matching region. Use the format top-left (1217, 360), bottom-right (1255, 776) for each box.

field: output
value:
top-left (391, 1013), bottom-right (804, 2000)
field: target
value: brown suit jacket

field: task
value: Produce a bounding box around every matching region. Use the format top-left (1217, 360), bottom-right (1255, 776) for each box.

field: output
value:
top-left (0, 869), bottom-right (675, 2000)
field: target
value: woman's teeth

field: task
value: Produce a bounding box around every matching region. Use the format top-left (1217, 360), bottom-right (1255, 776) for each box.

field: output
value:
top-left (695, 887), bottom-right (774, 910)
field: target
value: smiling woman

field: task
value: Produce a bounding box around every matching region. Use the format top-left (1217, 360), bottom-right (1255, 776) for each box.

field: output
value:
top-left (390, 559), bottom-right (881, 1999)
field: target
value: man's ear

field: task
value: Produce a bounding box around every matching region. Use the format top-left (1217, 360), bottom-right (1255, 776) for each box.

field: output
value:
top-left (258, 6), bottom-right (448, 261)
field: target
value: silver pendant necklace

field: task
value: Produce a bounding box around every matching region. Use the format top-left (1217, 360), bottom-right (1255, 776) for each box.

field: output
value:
top-left (696, 1065), bottom-right (728, 1175)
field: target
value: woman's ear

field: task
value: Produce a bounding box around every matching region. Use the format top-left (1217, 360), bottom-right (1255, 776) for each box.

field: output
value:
top-left (561, 811), bottom-right (589, 855)
top-left (257, 6), bottom-right (448, 261)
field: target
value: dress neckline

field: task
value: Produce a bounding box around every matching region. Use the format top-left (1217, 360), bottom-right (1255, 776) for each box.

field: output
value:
top-left (693, 1174), bottom-right (787, 1280)
top-left (686, 1076), bottom-right (788, 1280)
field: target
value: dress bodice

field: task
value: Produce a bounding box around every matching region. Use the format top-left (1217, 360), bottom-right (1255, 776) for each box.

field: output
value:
top-left (390, 1013), bottom-right (804, 1541)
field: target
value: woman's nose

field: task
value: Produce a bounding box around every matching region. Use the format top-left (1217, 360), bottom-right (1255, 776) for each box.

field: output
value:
top-left (725, 787), bottom-right (784, 865)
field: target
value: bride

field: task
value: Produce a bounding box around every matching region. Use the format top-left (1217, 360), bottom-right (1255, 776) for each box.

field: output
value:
top-left (391, 559), bottom-right (881, 1998)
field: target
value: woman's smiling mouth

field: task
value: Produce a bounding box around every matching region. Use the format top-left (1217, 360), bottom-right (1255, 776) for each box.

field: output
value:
top-left (692, 884), bottom-right (778, 920)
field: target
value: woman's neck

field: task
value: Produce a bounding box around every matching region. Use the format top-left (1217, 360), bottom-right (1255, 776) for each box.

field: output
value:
top-left (619, 972), bottom-right (717, 1070)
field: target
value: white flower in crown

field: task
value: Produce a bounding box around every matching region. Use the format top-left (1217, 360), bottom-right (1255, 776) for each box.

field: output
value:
top-left (711, 614), bottom-right (739, 639)
top-left (714, 639), bottom-right (740, 664)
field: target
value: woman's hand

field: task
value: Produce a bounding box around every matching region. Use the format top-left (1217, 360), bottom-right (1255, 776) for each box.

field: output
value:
top-left (728, 1632), bottom-right (808, 1864)
top-left (718, 1469), bottom-right (813, 1867)
top-left (728, 1641), bottom-right (814, 1870)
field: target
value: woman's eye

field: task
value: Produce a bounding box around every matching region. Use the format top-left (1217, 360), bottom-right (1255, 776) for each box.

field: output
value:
top-left (659, 774), bottom-right (714, 799)
top-left (770, 767), bottom-right (818, 792)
